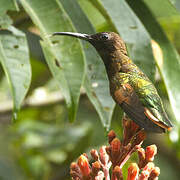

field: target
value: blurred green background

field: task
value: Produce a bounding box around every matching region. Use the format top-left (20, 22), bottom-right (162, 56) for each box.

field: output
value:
top-left (0, 0), bottom-right (180, 179)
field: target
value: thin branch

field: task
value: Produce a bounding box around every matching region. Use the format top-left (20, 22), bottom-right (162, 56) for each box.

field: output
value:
top-left (0, 89), bottom-right (86, 114)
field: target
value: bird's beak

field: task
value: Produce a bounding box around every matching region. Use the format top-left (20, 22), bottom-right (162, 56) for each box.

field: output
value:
top-left (52, 32), bottom-right (92, 41)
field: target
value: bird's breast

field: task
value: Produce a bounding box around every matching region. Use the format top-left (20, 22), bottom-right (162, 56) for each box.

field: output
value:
top-left (109, 73), bottom-right (129, 96)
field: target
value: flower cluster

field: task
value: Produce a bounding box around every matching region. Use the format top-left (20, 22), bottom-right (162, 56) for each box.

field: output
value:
top-left (70, 116), bottom-right (160, 180)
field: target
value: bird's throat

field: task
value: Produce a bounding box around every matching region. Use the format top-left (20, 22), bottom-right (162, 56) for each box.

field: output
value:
top-left (99, 49), bottom-right (132, 78)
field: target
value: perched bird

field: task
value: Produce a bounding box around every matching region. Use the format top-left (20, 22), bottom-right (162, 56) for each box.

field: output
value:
top-left (52, 32), bottom-right (173, 133)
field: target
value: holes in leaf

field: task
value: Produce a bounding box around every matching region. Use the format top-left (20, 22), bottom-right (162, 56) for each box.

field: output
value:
top-left (104, 107), bottom-right (110, 111)
top-left (55, 59), bottom-right (61, 68)
top-left (52, 40), bottom-right (59, 45)
top-left (129, 26), bottom-right (137, 29)
top-left (14, 45), bottom-right (19, 49)
top-left (91, 74), bottom-right (96, 80)
top-left (92, 82), bottom-right (98, 88)
top-left (91, 91), bottom-right (97, 98)
top-left (88, 64), bottom-right (93, 71)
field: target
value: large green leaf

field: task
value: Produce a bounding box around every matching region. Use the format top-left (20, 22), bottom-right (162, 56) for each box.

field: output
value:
top-left (58, 0), bottom-right (115, 130)
top-left (0, 26), bottom-right (31, 116)
top-left (127, 0), bottom-right (180, 123)
top-left (143, 0), bottom-right (179, 18)
top-left (78, 0), bottom-right (107, 31)
top-left (89, 0), bottom-right (156, 81)
top-left (20, 0), bottom-right (85, 122)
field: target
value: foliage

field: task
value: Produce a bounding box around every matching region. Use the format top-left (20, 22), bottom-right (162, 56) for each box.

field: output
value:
top-left (0, 0), bottom-right (180, 179)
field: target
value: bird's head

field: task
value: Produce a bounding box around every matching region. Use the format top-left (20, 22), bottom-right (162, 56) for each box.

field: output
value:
top-left (52, 32), bottom-right (128, 61)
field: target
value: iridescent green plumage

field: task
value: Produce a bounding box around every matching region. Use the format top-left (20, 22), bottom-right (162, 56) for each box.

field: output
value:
top-left (110, 67), bottom-right (172, 133)
top-left (52, 31), bottom-right (173, 133)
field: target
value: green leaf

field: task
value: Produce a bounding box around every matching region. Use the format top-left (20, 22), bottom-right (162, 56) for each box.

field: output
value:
top-left (127, 0), bottom-right (180, 123)
top-left (0, 0), bottom-right (18, 15)
top-left (143, 0), bottom-right (179, 18)
top-left (78, 0), bottom-right (107, 31)
top-left (59, 0), bottom-right (116, 130)
top-left (0, 26), bottom-right (31, 116)
top-left (20, 0), bottom-right (85, 122)
top-left (0, 0), bottom-right (18, 29)
top-left (0, 14), bottom-right (13, 29)
top-left (89, 0), bottom-right (156, 81)
top-left (169, 0), bottom-right (180, 13)
top-left (40, 41), bottom-right (74, 119)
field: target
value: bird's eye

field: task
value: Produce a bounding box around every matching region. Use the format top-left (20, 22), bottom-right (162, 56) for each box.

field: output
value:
top-left (100, 33), bottom-right (109, 40)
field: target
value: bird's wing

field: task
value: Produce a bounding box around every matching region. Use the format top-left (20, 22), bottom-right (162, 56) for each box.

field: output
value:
top-left (140, 93), bottom-right (173, 130)
top-left (128, 75), bottom-right (173, 130)
top-left (113, 83), bottom-right (165, 133)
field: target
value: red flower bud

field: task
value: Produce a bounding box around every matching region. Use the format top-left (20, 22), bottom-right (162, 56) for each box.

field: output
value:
top-left (99, 146), bottom-right (109, 165)
top-left (110, 138), bottom-right (121, 161)
top-left (145, 145), bottom-right (157, 162)
top-left (143, 162), bottom-right (154, 171)
top-left (113, 166), bottom-right (123, 180)
top-left (122, 117), bottom-right (133, 145)
top-left (139, 171), bottom-right (148, 180)
top-left (83, 153), bottom-right (89, 159)
top-left (139, 162), bottom-right (155, 180)
top-left (149, 167), bottom-right (160, 180)
top-left (127, 163), bottom-right (139, 180)
top-left (108, 130), bottom-right (116, 144)
top-left (91, 149), bottom-right (99, 161)
top-left (138, 148), bottom-right (146, 169)
top-left (111, 138), bottom-right (121, 153)
top-left (70, 162), bottom-right (81, 179)
top-left (96, 171), bottom-right (104, 180)
top-left (70, 162), bottom-right (79, 171)
top-left (92, 161), bottom-right (101, 175)
top-left (105, 146), bottom-right (111, 156)
top-left (77, 155), bottom-right (91, 177)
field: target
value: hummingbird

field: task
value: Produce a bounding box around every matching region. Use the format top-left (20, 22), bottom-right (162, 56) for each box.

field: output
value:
top-left (52, 32), bottom-right (173, 133)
